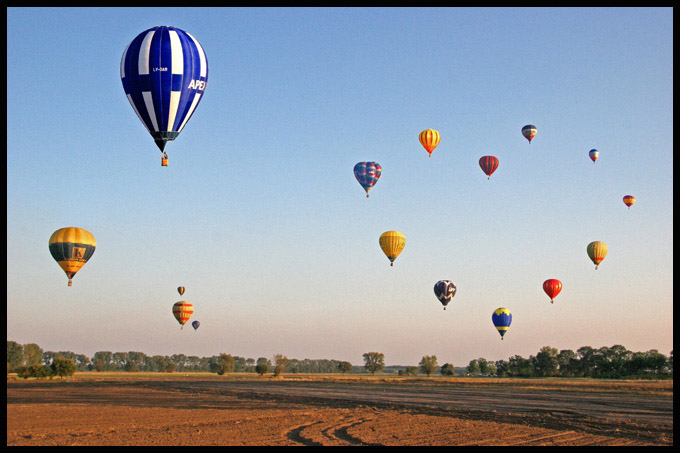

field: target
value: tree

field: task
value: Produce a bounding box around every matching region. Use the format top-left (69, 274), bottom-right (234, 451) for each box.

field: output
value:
top-left (273, 354), bottom-right (289, 376)
top-left (362, 352), bottom-right (385, 375)
top-left (23, 343), bottom-right (43, 366)
top-left (399, 366), bottom-right (418, 376)
top-left (7, 341), bottom-right (23, 371)
top-left (338, 361), bottom-right (353, 373)
top-left (51, 357), bottom-right (77, 380)
top-left (477, 358), bottom-right (489, 375)
top-left (534, 346), bottom-right (559, 377)
top-left (93, 351), bottom-right (113, 371)
top-left (217, 353), bottom-right (235, 375)
top-left (255, 363), bottom-right (269, 376)
top-left (419, 355), bottom-right (438, 377)
top-left (467, 359), bottom-right (480, 376)
top-left (440, 363), bottom-right (455, 376)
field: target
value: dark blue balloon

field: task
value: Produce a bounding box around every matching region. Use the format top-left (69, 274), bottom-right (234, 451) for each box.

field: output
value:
top-left (191, 320), bottom-right (200, 331)
top-left (433, 280), bottom-right (457, 310)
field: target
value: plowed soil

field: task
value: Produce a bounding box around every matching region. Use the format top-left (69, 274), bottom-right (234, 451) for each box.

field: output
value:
top-left (6, 373), bottom-right (673, 446)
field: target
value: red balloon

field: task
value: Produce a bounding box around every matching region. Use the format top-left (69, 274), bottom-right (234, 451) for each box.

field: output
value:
top-left (479, 156), bottom-right (499, 180)
top-left (543, 279), bottom-right (562, 304)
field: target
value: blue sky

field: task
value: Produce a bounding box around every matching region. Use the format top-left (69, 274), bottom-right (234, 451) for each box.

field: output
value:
top-left (7, 7), bottom-right (673, 366)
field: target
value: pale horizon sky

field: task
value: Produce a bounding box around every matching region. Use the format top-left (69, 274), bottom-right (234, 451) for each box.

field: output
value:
top-left (7, 7), bottom-right (673, 366)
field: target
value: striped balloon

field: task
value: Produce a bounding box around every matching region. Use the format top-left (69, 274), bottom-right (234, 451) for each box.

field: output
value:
top-left (172, 301), bottom-right (194, 329)
top-left (521, 125), bottom-right (537, 143)
top-left (49, 227), bottom-right (96, 286)
top-left (419, 129), bottom-right (441, 157)
top-left (589, 149), bottom-right (599, 163)
top-left (379, 231), bottom-right (406, 266)
top-left (121, 26), bottom-right (208, 162)
top-left (353, 162), bottom-right (382, 198)
top-left (587, 241), bottom-right (608, 270)
top-left (479, 156), bottom-right (499, 180)
top-left (177, 286), bottom-right (186, 296)
top-left (623, 195), bottom-right (636, 209)
top-left (492, 308), bottom-right (512, 340)
top-left (433, 280), bottom-right (457, 310)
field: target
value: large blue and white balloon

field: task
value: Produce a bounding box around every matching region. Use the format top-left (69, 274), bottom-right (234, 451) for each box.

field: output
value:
top-left (121, 26), bottom-right (208, 163)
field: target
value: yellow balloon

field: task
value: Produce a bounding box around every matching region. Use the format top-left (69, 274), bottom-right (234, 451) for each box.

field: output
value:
top-left (419, 129), bottom-right (441, 157)
top-left (48, 227), bottom-right (96, 286)
top-left (379, 231), bottom-right (406, 266)
top-left (587, 241), bottom-right (608, 270)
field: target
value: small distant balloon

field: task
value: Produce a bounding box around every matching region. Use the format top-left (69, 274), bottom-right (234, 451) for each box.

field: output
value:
top-left (543, 279), bottom-right (562, 304)
top-left (177, 286), bottom-right (186, 296)
top-left (492, 308), bottom-right (512, 340)
top-left (379, 231), bottom-right (405, 266)
top-left (587, 241), bottom-right (608, 270)
top-left (419, 129), bottom-right (441, 158)
top-left (353, 162), bottom-right (382, 198)
top-left (192, 320), bottom-right (200, 331)
top-left (433, 280), bottom-right (457, 310)
top-left (623, 195), bottom-right (636, 209)
top-left (479, 156), bottom-right (499, 180)
top-left (589, 149), bottom-right (599, 163)
top-left (521, 125), bottom-right (537, 143)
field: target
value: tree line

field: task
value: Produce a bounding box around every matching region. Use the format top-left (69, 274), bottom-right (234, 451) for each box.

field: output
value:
top-left (7, 341), bottom-right (672, 380)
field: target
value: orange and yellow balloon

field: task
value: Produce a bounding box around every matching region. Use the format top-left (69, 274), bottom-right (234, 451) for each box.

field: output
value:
top-left (587, 241), bottom-right (608, 270)
top-left (172, 301), bottom-right (194, 329)
top-left (419, 129), bottom-right (441, 158)
top-left (48, 227), bottom-right (96, 286)
top-left (379, 231), bottom-right (405, 266)
top-left (623, 195), bottom-right (636, 209)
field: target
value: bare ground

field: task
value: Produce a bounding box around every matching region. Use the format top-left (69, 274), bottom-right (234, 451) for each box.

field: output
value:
top-left (6, 374), bottom-right (673, 446)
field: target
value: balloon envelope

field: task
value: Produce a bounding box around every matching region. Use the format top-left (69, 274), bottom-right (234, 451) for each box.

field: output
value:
top-left (177, 286), bottom-right (186, 296)
top-left (589, 149), bottom-right (599, 163)
top-left (192, 320), bottom-right (200, 331)
top-left (543, 279), bottom-right (562, 303)
top-left (492, 308), bottom-right (512, 339)
top-left (419, 129), bottom-right (441, 157)
top-left (479, 156), bottom-right (499, 179)
top-left (379, 231), bottom-right (405, 266)
top-left (587, 241), bottom-right (608, 270)
top-left (121, 26), bottom-right (208, 154)
top-left (433, 280), bottom-right (457, 310)
top-left (49, 227), bottom-right (96, 286)
top-left (623, 195), bottom-right (636, 208)
top-left (521, 125), bottom-right (537, 143)
top-left (172, 301), bottom-right (194, 329)
top-left (353, 162), bottom-right (382, 197)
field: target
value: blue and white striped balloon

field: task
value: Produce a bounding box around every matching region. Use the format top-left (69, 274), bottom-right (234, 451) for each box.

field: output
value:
top-left (121, 26), bottom-right (208, 154)
top-left (353, 162), bottom-right (382, 198)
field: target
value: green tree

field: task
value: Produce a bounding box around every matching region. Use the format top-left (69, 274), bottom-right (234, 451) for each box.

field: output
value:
top-left (467, 359), bottom-right (480, 376)
top-left (440, 363), bottom-right (456, 376)
top-left (51, 357), bottom-right (77, 380)
top-left (255, 363), bottom-right (269, 376)
top-left (273, 354), bottom-right (289, 376)
top-left (23, 343), bottom-right (43, 366)
top-left (338, 361), bottom-right (353, 373)
top-left (217, 353), bottom-right (236, 375)
top-left (534, 346), bottom-right (559, 377)
top-left (477, 358), bottom-right (489, 375)
top-left (7, 341), bottom-right (23, 371)
top-left (362, 352), bottom-right (385, 375)
top-left (419, 355), bottom-right (438, 377)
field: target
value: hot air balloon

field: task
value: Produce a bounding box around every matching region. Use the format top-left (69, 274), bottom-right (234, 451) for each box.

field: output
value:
top-left (623, 195), bottom-right (636, 209)
top-left (521, 125), bottom-right (537, 143)
top-left (492, 308), bottom-right (512, 340)
top-left (479, 156), bottom-right (499, 180)
top-left (379, 231), bottom-right (405, 266)
top-left (587, 241), bottom-right (608, 270)
top-left (589, 149), bottom-right (599, 163)
top-left (433, 280), bottom-right (457, 310)
top-left (172, 301), bottom-right (194, 329)
top-left (543, 279), bottom-right (562, 304)
top-left (177, 286), bottom-right (186, 296)
top-left (49, 227), bottom-right (96, 286)
top-left (353, 162), bottom-right (382, 198)
top-left (419, 129), bottom-right (441, 158)
top-left (121, 26), bottom-right (208, 167)
top-left (192, 320), bottom-right (200, 331)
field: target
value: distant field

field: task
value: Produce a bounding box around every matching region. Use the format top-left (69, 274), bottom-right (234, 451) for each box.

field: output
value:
top-left (7, 373), bottom-right (673, 446)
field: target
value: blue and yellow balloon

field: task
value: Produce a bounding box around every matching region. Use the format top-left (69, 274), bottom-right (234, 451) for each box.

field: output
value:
top-left (492, 308), bottom-right (512, 340)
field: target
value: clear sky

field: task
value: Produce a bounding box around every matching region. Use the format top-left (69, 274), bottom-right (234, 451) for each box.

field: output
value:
top-left (7, 7), bottom-right (673, 366)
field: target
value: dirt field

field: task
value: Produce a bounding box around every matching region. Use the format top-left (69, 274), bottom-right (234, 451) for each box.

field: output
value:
top-left (6, 373), bottom-right (673, 446)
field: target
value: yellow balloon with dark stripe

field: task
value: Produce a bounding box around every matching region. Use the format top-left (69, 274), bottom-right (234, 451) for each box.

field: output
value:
top-left (419, 129), bottom-right (441, 157)
top-left (379, 231), bottom-right (406, 266)
top-left (49, 227), bottom-right (96, 286)
top-left (587, 241), bottom-right (608, 270)
top-left (173, 301), bottom-right (194, 329)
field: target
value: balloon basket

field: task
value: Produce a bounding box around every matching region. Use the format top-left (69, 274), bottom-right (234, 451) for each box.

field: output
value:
top-left (161, 158), bottom-right (168, 167)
